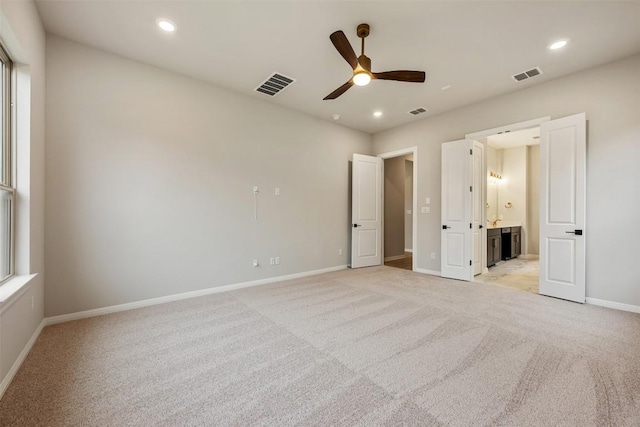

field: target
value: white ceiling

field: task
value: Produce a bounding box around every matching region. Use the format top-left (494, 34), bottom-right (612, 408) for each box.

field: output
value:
top-left (34, 1), bottom-right (640, 134)
top-left (486, 127), bottom-right (540, 150)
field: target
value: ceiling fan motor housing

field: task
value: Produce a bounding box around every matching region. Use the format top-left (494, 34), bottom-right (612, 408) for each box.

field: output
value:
top-left (357, 23), bottom-right (370, 38)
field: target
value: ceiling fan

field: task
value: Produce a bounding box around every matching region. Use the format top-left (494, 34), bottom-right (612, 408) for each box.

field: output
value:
top-left (323, 23), bottom-right (426, 100)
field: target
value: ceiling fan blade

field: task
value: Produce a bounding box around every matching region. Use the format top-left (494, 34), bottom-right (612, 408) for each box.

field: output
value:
top-left (329, 31), bottom-right (358, 70)
top-left (323, 81), bottom-right (354, 100)
top-left (372, 71), bottom-right (426, 83)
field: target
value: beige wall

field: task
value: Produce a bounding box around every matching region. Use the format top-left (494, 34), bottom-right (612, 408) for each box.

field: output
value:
top-left (0, 1), bottom-right (46, 393)
top-left (373, 53), bottom-right (640, 307)
top-left (527, 145), bottom-right (540, 255)
top-left (45, 36), bottom-right (371, 317)
top-left (499, 146), bottom-right (527, 226)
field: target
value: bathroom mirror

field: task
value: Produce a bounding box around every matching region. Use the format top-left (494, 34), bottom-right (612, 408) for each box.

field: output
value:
top-left (487, 174), bottom-right (499, 222)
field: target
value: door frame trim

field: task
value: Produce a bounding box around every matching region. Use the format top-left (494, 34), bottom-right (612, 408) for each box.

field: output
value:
top-left (378, 146), bottom-right (418, 272)
top-left (465, 116), bottom-right (551, 140)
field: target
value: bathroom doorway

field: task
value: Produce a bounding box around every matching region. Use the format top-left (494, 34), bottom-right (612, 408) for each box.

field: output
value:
top-left (473, 126), bottom-right (541, 293)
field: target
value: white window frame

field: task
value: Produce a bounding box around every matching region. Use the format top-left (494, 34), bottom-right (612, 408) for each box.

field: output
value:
top-left (0, 42), bottom-right (15, 285)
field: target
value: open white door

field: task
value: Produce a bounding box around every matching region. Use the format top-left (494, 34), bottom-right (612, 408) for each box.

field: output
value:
top-left (351, 154), bottom-right (382, 268)
top-left (539, 113), bottom-right (586, 303)
top-left (472, 141), bottom-right (485, 276)
top-left (441, 140), bottom-right (473, 281)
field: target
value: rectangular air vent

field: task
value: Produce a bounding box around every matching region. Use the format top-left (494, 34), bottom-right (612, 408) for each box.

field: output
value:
top-left (255, 72), bottom-right (296, 96)
top-left (511, 67), bottom-right (543, 82)
top-left (408, 107), bottom-right (428, 116)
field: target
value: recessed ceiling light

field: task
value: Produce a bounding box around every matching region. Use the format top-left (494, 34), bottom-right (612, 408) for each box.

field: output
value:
top-left (157, 19), bottom-right (176, 33)
top-left (548, 40), bottom-right (568, 50)
top-left (441, 85), bottom-right (452, 90)
top-left (373, 111), bottom-right (383, 117)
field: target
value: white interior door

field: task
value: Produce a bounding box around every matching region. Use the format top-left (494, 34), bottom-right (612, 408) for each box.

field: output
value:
top-left (351, 154), bottom-right (382, 268)
top-left (539, 113), bottom-right (586, 302)
top-left (472, 141), bottom-right (485, 276)
top-left (441, 139), bottom-right (473, 281)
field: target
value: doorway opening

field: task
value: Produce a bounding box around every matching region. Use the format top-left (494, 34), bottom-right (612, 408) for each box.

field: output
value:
top-left (442, 114), bottom-right (585, 302)
top-left (465, 118), bottom-right (549, 294)
top-left (378, 147), bottom-right (418, 272)
top-left (475, 126), bottom-right (541, 293)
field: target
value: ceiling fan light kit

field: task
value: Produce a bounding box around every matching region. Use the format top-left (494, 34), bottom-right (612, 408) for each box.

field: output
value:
top-left (323, 23), bottom-right (426, 100)
top-left (353, 69), bottom-right (371, 86)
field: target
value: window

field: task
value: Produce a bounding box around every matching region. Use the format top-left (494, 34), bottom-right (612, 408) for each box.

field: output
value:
top-left (0, 43), bottom-right (14, 283)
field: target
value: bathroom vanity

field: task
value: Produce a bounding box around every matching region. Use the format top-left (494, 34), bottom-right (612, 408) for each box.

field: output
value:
top-left (487, 226), bottom-right (521, 267)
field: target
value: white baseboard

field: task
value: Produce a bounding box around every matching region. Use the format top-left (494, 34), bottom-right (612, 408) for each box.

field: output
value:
top-left (414, 268), bottom-right (441, 276)
top-left (0, 318), bottom-right (45, 400)
top-left (384, 255), bottom-right (406, 262)
top-left (45, 265), bottom-right (348, 326)
top-left (586, 297), bottom-right (640, 314)
top-left (404, 249), bottom-right (413, 253)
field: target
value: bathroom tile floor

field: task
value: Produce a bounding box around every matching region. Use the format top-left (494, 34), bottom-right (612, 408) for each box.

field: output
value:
top-left (475, 257), bottom-right (539, 293)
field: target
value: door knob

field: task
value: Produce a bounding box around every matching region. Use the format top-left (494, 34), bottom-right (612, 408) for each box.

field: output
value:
top-left (353, 224), bottom-right (361, 228)
top-left (442, 225), bottom-right (450, 230)
top-left (479, 225), bottom-right (484, 229)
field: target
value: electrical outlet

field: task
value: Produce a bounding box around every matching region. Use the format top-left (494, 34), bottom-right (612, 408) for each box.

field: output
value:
top-left (431, 252), bottom-right (436, 260)
top-left (426, 197), bottom-right (431, 205)
top-left (338, 248), bottom-right (343, 256)
top-left (270, 257), bottom-right (275, 265)
top-left (275, 187), bottom-right (280, 196)
top-left (421, 207), bottom-right (430, 214)
top-left (275, 256), bottom-right (280, 265)
top-left (252, 259), bottom-right (259, 267)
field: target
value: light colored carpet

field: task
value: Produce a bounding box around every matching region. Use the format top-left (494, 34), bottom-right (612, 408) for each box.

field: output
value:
top-left (475, 258), bottom-right (540, 293)
top-left (1, 266), bottom-right (639, 426)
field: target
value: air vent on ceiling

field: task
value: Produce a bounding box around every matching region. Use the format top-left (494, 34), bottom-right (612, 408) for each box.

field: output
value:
top-left (512, 67), bottom-right (543, 82)
top-left (255, 72), bottom-right (296, 96)
top-left (408, 107), bottom-right (428, 116)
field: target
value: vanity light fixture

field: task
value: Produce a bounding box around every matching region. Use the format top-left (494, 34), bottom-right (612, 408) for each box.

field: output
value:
top-left (489, 171), bottom-right (503, 184)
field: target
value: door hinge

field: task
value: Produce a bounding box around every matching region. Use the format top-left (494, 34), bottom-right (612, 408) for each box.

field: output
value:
top-left (470, 223), bottom-right (472, 229)
top-left (469, 260), bottom-right (472, 266)
top-left (470, 186), bottom-right (473, 192)
top-left (470, 149), bottom-right (473, 155)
